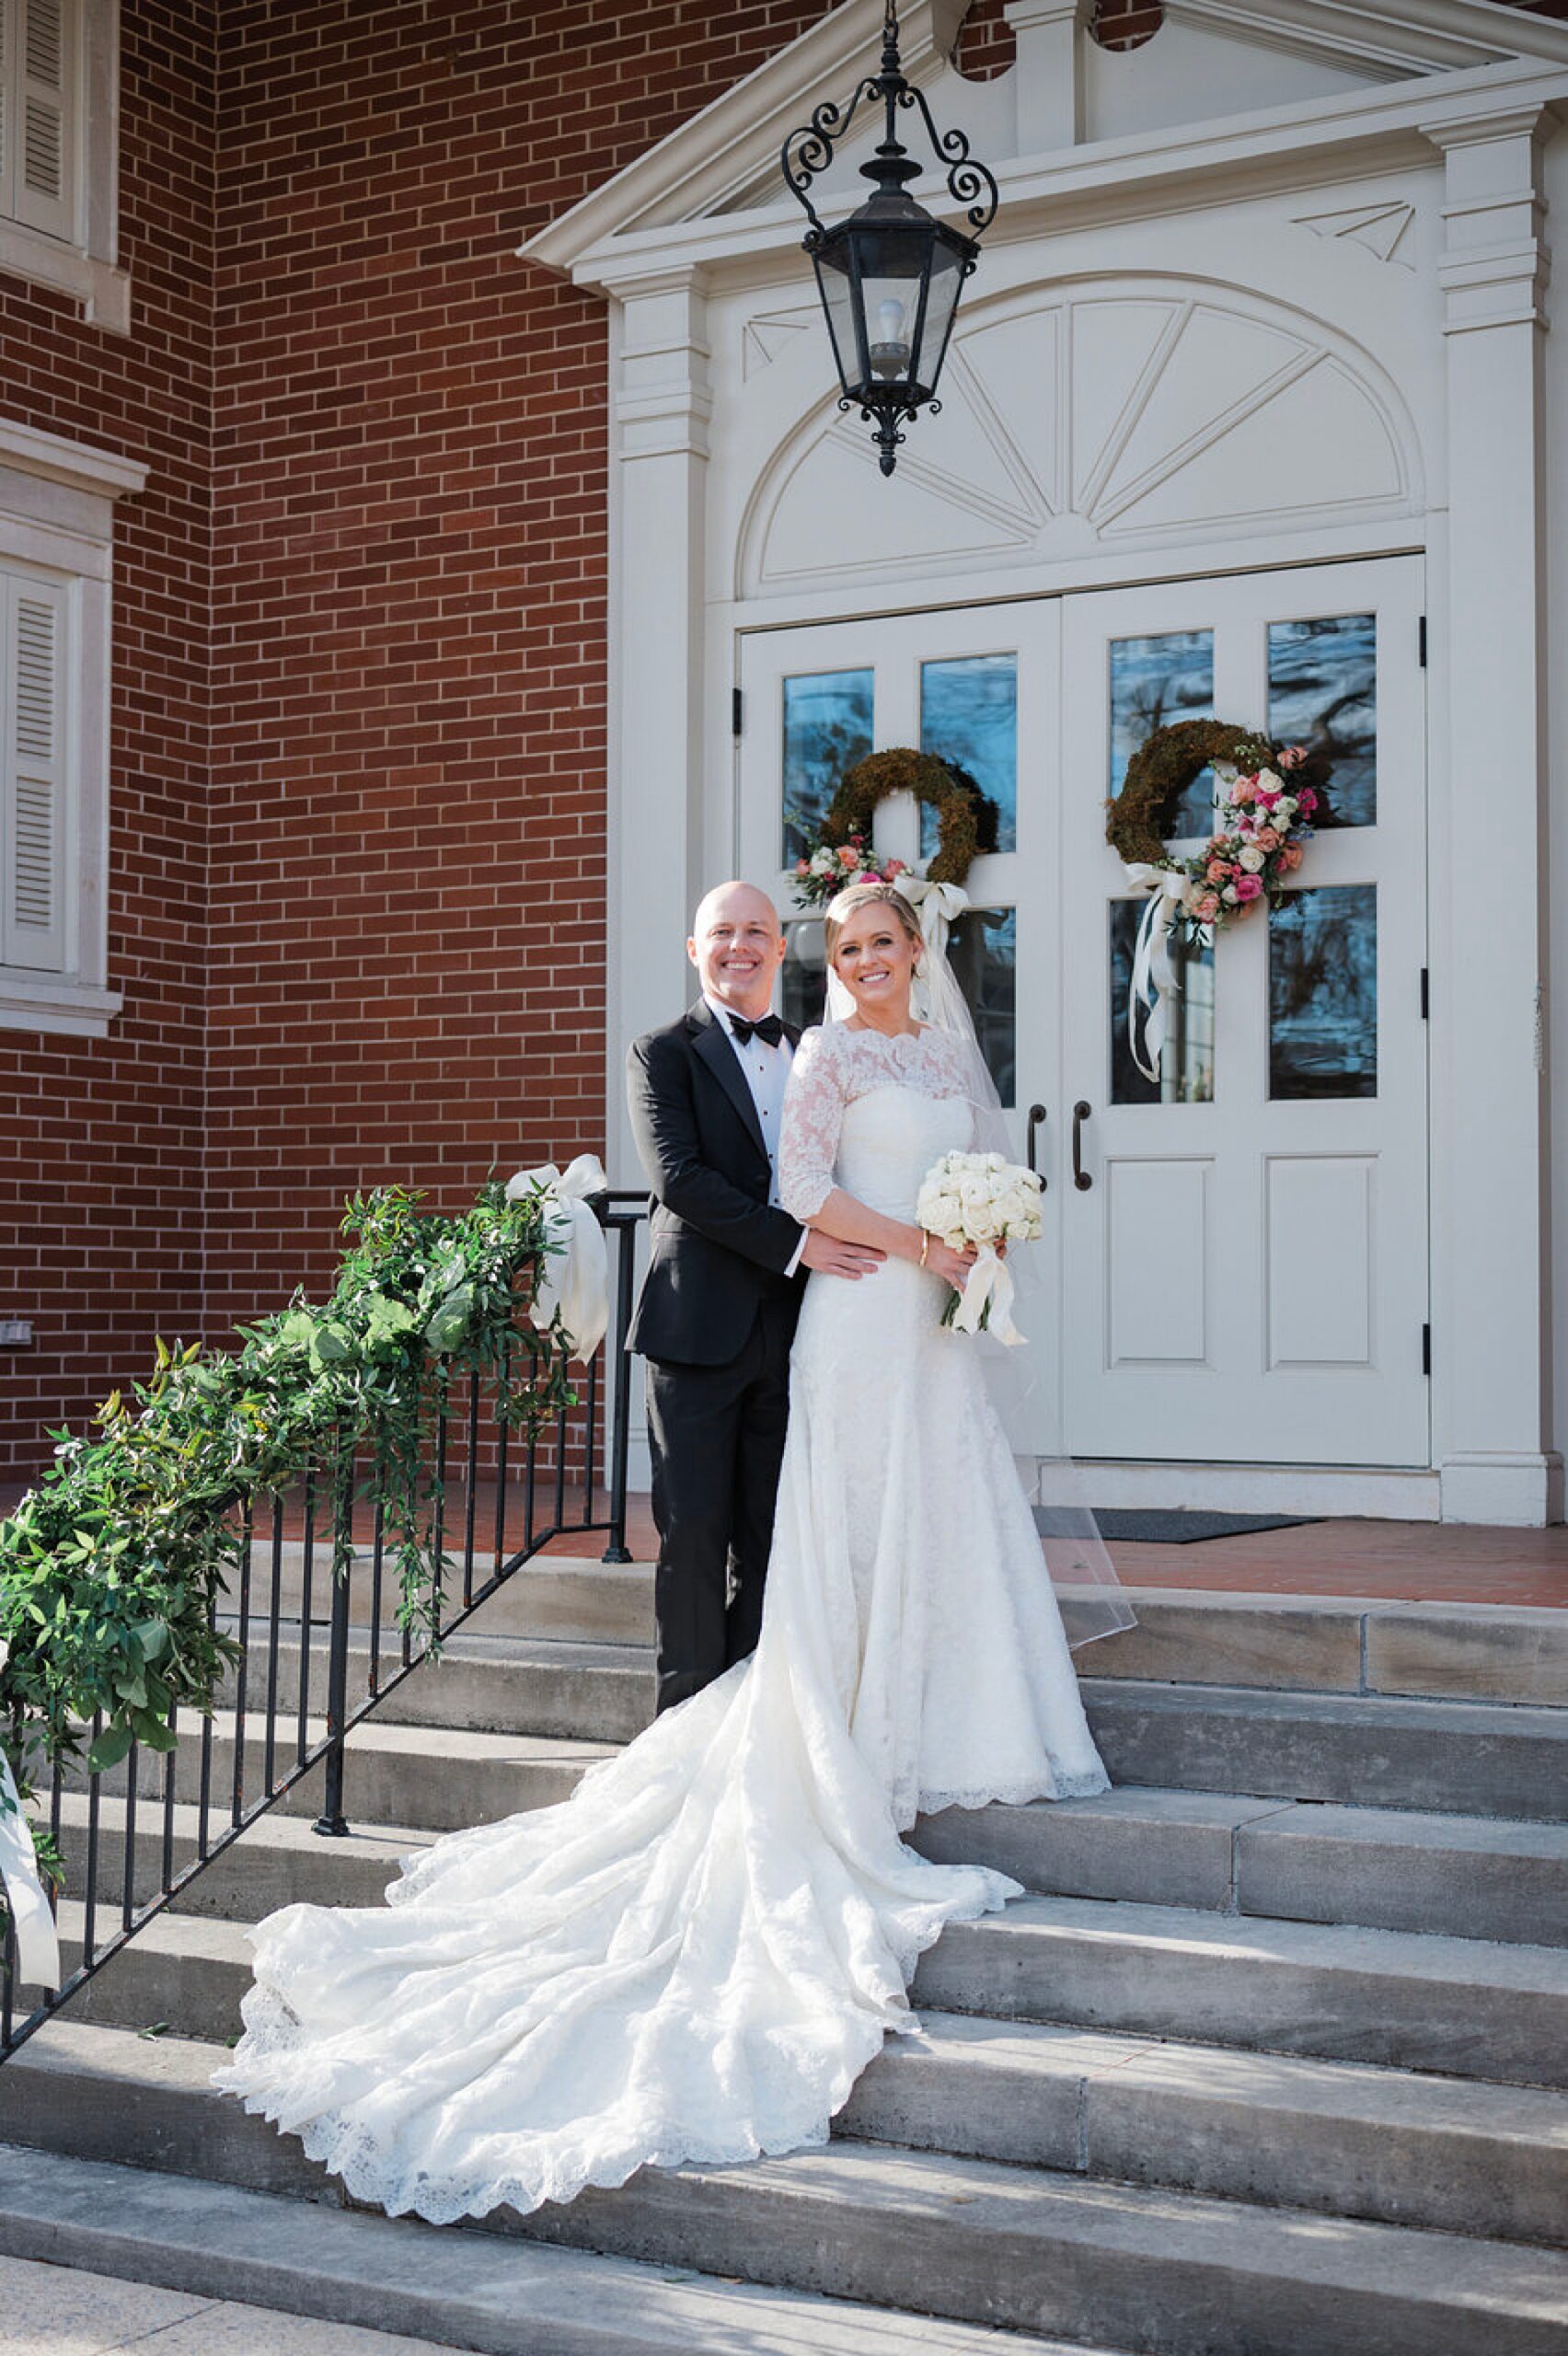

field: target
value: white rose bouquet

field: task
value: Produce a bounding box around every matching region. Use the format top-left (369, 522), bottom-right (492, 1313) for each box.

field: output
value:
top-left (916, 1149), bottom-right (1043, 1345)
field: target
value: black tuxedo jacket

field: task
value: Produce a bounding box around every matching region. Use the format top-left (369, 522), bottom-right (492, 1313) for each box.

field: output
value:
top-left (626, 1001), bottom-right (806, 1367)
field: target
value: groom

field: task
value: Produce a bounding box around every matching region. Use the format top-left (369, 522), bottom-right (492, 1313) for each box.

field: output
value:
top-left (627, 882), bottom-right (882, 1714)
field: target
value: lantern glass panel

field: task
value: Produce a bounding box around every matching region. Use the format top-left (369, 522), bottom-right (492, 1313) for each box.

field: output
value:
top-left (812, 242), bottom-right (861, 398)
top-left (907, 237), bottom-right (965, 396)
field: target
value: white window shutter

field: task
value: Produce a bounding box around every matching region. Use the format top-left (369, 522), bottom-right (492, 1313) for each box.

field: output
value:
top-left (14, 0), bottom-right (74, 242)
top-left (2, 573), bottom-right (69, 973)
top-left (0, 0), bottom-right (13, 223)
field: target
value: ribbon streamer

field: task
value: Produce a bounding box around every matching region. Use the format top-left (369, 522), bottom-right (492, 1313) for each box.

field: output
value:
top-left (0, 1642), bottom-right (59, 1992)
top-left (505, 1154), bottom-right (610, 1361)
top-left (950, 1243), bottom-right (1026, 1346)
top-left (1124, 862), bottom-right (1189, 1085)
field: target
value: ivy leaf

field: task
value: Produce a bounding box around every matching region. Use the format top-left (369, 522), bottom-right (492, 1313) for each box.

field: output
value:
top-left (131, 1710), bottom-right (178, 1753)
top-left (133, 1618), bottom-right (170, 1664)
top-left (86, 1723), bottom-right (133, 1775)
top-left (424, 1286), bottom-right (475, 1353)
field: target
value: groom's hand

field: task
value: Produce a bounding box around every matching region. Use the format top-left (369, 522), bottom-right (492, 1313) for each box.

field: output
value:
top-left (800, 1232), bottom-right (884, 1280)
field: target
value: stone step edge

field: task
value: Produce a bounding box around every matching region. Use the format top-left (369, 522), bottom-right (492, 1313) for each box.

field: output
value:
top-left (2, 2023), bottom-right (1563, 2354)
top-left (0, 2144), bottom-right (1102, 2356)
top-left (34, 1922), bottom-right (1568, 2144)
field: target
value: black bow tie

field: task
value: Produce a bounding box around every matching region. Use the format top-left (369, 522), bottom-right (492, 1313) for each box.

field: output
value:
top-left (728, 1012), bottom-right (784, 1047)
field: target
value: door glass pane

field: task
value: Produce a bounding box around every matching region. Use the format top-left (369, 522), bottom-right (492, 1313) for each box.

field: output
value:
top-left (919, 653), bottom-right (1017, 858)
top-left (1109, 630), bottom-right (1215, 840)
top-left (782, 669), bottom-right (874, 864)
top-left (1267, 614), bottom-right (1377, 828)
top-left (949, 905), bottom-right (1016, 1107)
top-left (1269, 885), bottom-right (1378, 1098)
top-left (1109, 901), bottom-right (1215, 1104)
top-left (782, 918), bottom-right (826, 1033)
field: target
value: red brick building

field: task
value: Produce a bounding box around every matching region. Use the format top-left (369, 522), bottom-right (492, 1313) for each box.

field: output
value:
top-left (6, 0), bottom-right (1568, 1524)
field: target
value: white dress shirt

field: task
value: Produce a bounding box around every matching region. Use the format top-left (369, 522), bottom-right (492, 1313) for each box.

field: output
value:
top-left (704, 995), bottom-right (807, 1274)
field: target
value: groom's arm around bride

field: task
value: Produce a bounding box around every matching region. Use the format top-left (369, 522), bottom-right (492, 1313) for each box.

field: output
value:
top-left (627, 882), bottom-right (881, 1714)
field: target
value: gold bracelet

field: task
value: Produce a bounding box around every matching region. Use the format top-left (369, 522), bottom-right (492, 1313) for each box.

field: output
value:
top-left (919, 1231), bottom-right (930, 1267)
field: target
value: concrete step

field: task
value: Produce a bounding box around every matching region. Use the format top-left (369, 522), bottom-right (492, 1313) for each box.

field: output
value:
top-left (216, 1629), bottom-right (655, 1745)
top-left (75, 1712), bottom-right (612, 1832)
top-left (912, 1895), bottom-right (1568, 2087)
top-left (26, 1926), bottom-right (1565, 2247)
top-left (51, 1764), bottom-right (1567, 1953)
top-left (0, 2146), bottom-right (1102, 2356)
top-left (1079, 1679), bottom-right (1568, 1819)
top-left (245, 1548), bottom-right (1568, 1706)
top-left (916, 1788), bottom-right (1568, 1946)
top-left (1, 2024), bottom-right (1562, 2356)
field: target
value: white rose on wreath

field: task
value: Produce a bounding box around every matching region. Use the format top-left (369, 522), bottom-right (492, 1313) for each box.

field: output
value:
top-left (1238, 846), bottom-right (1266, 872)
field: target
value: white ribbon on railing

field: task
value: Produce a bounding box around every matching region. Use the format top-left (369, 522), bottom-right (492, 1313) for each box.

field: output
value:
top-left (505, 1153), bottom-right (610, 1361)
top-left (0, 1642), bottom-right (59, 1992)
top-left (950, 1244), bottom-right (1025, 1346)
top-left (1124, 862), bottom-right (1190, 1085)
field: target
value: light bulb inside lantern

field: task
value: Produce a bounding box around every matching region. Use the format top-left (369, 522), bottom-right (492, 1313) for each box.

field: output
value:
top-left (868, 295), bottom-right (911, 381)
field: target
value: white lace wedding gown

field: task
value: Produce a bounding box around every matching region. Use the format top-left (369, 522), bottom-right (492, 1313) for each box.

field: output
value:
top-left (216, 1022), bottom-right (1110, 2223)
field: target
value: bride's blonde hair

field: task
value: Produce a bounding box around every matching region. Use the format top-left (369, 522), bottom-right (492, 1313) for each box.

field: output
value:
top-left (823, 881), bottom-right (923, 965)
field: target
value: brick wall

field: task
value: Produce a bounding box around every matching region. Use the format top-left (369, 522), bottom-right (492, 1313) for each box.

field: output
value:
top-left (0, 0), bottom-right (215, 1476)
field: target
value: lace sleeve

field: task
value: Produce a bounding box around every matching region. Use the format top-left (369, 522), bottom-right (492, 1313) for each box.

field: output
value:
top-left (778, 1027), bottom-right (846, 1220)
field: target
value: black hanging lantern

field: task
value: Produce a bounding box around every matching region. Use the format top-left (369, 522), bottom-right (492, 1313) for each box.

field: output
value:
top-left (781, 0), bottom-right (998, 476)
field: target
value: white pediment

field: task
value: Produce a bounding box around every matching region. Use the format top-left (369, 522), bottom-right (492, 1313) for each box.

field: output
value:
top-left (523, 0), bottom-right (1568, 282)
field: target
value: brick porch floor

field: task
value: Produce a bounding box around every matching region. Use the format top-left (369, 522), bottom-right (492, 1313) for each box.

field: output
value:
top-left (4, 1481), bottom-right (1562, 1608)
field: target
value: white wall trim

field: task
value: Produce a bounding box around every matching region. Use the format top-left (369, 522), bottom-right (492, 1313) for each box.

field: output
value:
top-left (0, 1), bottom-right (129, 333)
top-left (0, 416), bottom-right (147, 503)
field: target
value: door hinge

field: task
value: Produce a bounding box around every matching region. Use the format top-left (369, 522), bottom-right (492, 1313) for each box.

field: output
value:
top-left (1418, 615), bottom-right (1427, 668)
top-left (732, 687), bottom-right (744, 738)
top-left (1420, 966), bottom-right (1429, 1020)
top-left (1422, 1322), bottom-right (1432, 1376)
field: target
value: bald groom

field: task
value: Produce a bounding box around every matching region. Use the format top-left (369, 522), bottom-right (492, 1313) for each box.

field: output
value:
top-left (626, 884), bottom-right (882, 1714)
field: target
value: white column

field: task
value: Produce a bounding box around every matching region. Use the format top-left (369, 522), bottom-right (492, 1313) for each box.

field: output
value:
top-left (1003, 0), bottom-right (1092, 154)
top-left (1424, 106), bottom-right (1562, 1523)
top-left (603, 266), bottom-right (713, 1189)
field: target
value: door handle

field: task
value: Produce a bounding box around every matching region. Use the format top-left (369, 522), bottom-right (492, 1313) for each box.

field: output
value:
top-left (1026, 1103), bottom-right (1047, 1187)
top-left (1072, 1101), bottom-right (1093, 1191)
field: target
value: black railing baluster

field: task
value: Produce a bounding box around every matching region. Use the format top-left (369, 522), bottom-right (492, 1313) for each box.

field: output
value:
top-left (463, 1373), bottom-right (479, 1610)
top-left (264, 1495), bottom-right (284, 1795)
top-left (121, 1738), bottom-right (139, 1932)
top-left (296, 1466), bottom-right (317, 1768)
top-left (82, 1713), bottom-right (101, 1972)
top-left (2, 1914), bottom-right (14, 2049)
top-left (231, 1506), bottom-right (253, 1829)
top-left (431, 1371), bottom-right (448, 1640)
top-left (492, 1345), bottom-right (510, 1576)
top-left (582, 1354), bottom-right (598, 1530)
top-left (314, 1430), bottom-right (353, 1841)
top-left (369, 1488), bottom-right (386, 1698)
top-left (524, 1426), bottom-right (537, 1556)
top-left (161, 1704), bottom-right (178, 1894)
top-left (604, 1216), bottom-right (638, 1564)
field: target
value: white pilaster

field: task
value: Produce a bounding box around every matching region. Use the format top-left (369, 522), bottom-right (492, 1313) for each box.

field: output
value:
top-left (604, 267), bottom-right (713, 1190)
top-left (1424, 105), bottom-right (1562, 1523)
top-left (1002, 0), bottom-right (1093, 154)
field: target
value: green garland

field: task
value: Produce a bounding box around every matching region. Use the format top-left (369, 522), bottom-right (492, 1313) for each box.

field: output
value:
top-left (0, 1181), bottom-right (572, 1838)
top-left (822, 747), bottom-right (996, 887)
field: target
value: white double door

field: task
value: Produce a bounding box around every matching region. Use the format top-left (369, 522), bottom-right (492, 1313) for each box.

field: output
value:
top-left (737, 556), bottom-right (1429, 1468)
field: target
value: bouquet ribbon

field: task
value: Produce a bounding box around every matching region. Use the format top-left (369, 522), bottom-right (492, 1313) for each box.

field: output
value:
top-left (951, 1244), bottom-right (1026, 1346)
top-left (1124, 862), bottom-right (1187, 1084)
top-left (0, 1643), bottom-right (59, 1991)
top-left (505, 1153), bottom-right (610, 1360)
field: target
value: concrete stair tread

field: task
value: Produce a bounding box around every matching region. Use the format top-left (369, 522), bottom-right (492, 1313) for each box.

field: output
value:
top-left (1079, 1674), bottom-right (1568, 1740)
top-left (0, 2146), bottom-right (1107, 2356)
top-left (6, 2021), bottom-right (1565, 2353)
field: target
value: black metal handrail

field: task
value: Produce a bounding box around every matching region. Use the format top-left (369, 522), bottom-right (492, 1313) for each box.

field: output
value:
top-left (0, 1190), bottom-right (650, 2062)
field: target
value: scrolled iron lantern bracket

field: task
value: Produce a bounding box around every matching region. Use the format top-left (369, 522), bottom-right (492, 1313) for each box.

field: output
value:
top-left (780, 0), bottom-right (999, 476)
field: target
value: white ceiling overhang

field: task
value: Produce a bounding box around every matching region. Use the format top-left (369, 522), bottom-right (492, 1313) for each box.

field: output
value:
top-left (521, 0), bottom-right (1568, 296)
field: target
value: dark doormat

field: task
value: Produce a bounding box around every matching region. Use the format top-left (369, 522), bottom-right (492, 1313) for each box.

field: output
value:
top-left (1035, 1507), bottom-right (1321, 1544)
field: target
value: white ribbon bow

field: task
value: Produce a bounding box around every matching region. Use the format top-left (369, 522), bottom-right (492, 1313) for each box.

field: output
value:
top-left (949, 1243), bottom-right (1026, 1346)
top-left (1124, 862), bottom-right (1190, 1085)
top-left (505, 1153), bottom-right (610, 1360)
top-left (0, 1641), bottom-right (59, 1992)
top-left (897, 874), bottom-right (969, 956)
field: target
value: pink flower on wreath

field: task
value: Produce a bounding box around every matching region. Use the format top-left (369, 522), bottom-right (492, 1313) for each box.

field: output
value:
top-left (1254, 787), bottom-right (1280, 811)
top-left (1278, 745), bottom-right (1309, 770)
top-left (1297, 786), bottom-right (1319, 815)
top-left (1205, 859), bottom-right (1232, 884)
top-left (1231, 776), bottom-right (1257, 804)
top-left (1235, 873), bottom-right (1264, 903)
top-left (796, 859), bottom-right (810, 876)
top-left (1194, 893), bottom-right (1220, 922)
top-left (838, 846), bottom-right (859, 869)
top-left (1254, 826), bottom-right (1281, 852)
top-left (1280, 842), bottom-right (1304, 871)
top-left (885, 857), bottom-right (907, 876)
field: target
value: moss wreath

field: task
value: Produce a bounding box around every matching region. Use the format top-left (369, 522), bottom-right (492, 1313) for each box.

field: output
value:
top-left (1106, 719), bottom-right (1294, 869)
top-left (820, 746), bottom-right (997, 887)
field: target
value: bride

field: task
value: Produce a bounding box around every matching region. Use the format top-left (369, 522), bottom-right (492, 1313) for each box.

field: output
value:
top-left (216, 880), bottom-right (1123, 2225)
